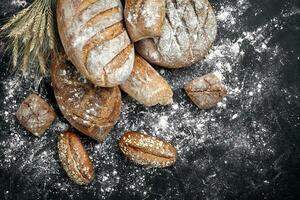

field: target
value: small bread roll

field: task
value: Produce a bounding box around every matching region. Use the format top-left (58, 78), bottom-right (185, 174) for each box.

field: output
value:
top-left (51, 53), bottom-right (121, 143)
top-left (120, 54), bottom-right (173, 106)
top-left (58, 132), bottom-right (95, 185)
top-left (125, 0), bottom-right (166, 42)
top-left (136, 0), bottom-right (217, 68)
top-left (57, 0), bottom-right (134, 87)
top-left (184, 73), bottom-right (227, 109)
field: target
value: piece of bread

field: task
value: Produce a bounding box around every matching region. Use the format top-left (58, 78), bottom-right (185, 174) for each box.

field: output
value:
top-left (124, 0), bottom-right (166, 42)
top-left (184, 73), bottom-right (227, 109)
top-left (16, 94), bottom-right (56, 137)
top-left (57, 0), bottom-right (135, 87)
top-left (135, 0), bottom-right (217, 68)
top-left (51, 53), bottom-right (121, 143)
top-left (119, 131), bottom-right (177, 167)
top-left (120, 54), bottom-right (173, 106)
top-left (58, 132), bottom-right (95, 185)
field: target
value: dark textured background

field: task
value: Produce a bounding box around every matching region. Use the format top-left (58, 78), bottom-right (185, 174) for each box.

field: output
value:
top-left (0, 0), bottom-right (300, 199)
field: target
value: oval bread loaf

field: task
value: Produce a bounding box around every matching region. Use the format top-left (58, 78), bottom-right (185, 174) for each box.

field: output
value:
top-left (125, 0), bottom-right (166, 42)
top-left (51, 53), bottom-right (122, 143)
top-left (136, 0), bottom-right (217, 68)
top-left (120, 54), bottom-right (173, 106)
top-left (58, 132), bottom-right (95, 185)
top-left (57, 0), bottom-right (135, 87)
top-left (119, 131), bottom-right (177, 167)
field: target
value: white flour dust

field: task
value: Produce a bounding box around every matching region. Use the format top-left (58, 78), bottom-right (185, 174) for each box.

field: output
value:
top-left (0, 0), bottom-right (298, 199)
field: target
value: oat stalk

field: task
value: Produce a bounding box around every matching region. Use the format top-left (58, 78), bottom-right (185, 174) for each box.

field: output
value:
top-left (0, 0), bottom-right (57, 76)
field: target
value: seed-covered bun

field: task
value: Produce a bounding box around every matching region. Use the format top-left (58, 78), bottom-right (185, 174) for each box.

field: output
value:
top-left (51, 53), bottom-right (121, 143)
top-left (120, 54), bottom-right (173, 106)
top-left (125, 0), bottom-right (166, 42)
top-left (184, 73), bottom-right (227, 109)
top-left (57, 0), bottom-right (135, 87)
top-left (58, 132), bottom-right (95, 185)
top-left (136, 0), bottom-right (217, 68)
top-left (119, 131), bottom-right (177, 167)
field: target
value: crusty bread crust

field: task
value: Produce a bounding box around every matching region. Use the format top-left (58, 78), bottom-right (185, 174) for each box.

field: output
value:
top-left (51, 53), bottom-right (121, 143)
top-left (124, 0), bottom-right (166, 42)
top-left (136, 0), bottom-right (217, 68)
top-left (57, 0), bottom-right (134, 87)
top-left (120, 54), bottom-right (173, 106)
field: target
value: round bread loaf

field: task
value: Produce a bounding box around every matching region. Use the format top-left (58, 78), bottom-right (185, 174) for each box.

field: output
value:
top-left (135, 0), bottom-right (217, 68)
top-left (57, 0), bottom-right (135, 87)
top-left (51, 53), bottom-right (122, 143)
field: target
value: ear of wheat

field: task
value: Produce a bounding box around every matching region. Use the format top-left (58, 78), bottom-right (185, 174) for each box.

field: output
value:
top-left (0, 0), bottom-right (57, 75)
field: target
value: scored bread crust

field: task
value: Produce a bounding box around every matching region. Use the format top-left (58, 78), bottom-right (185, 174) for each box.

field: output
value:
top-left (58, 132), bottom-right (95, 185)
top-left (51, 53), bottom-right (122, 143)
top-left (124, 0), bottom-right (166, 42)
top-left (120, 54), bottom-right (173, 106)
top-left (57, 0), bottom-right (135, 87)
top-left (136, 0), bottom-right (217, 68)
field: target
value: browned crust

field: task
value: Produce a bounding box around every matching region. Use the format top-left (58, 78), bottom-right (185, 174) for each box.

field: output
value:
top-left (58, 132), bottom-right (95, 185)
top-left (51, 53), bottom-right (122, 143)
top-left (86, 7), bottom-right (121, 27)
top-left (119, 131), bottom-right (177, 168)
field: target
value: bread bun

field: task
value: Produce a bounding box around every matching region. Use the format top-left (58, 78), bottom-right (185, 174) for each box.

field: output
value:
top-left (57, 0), bottom-right (135, 87)
top-left (58, 132), bottom-right (95, 185)
top-left (124, 0), bottom-right (166, 42)
top-left (136, 0), bottom-right (217, 68)
top-left (51, 53), bottom-right (121, 143)
top-left (120, 54), bottom-right (173, 106)
top-left (119, 131), bottom-right (177, 167)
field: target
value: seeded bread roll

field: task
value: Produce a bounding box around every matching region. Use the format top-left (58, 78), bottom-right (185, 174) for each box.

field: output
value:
top-left (125, 0), bottom-right (166, 42)
top-left (58, 132), bottom-right (95, 185)
top-left (51, 53), bottom-right (121, 143)
top-left (120, 54), bottom-right (173, 106)
top-left (119, 131), bottom-right (177, 167)
top-left (136, 0), bottom-right (217, 68)
top-left (57, 0), bottom-right (135, 87)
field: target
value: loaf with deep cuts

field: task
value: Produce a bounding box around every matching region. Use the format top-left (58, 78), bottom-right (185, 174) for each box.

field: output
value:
top-left (135, 0), bottom-right (217, 68)
top-left (51, 53), bottom-right (122, 143)
top-left (57, 0), bottom-right (135, 87)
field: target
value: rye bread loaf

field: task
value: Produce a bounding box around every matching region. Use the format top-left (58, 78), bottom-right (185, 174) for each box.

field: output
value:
top-left (136, 0), bottom-right (217, 68)
top-left (119, 131), bottom-right (177, 167)
top-left (57, 0), bottom-right (135, 87)
top-left (124, 0), bottom-right (166, 42)
top-left (120, 54), bottom-right (173, 106)
top-left (58, 132), bottom-right (95, 185)
top-left (51, 53), bottom-right (121, 143)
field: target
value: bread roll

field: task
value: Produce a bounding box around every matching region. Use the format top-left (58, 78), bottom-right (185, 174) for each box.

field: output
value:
top-left (125, 0), bottom-right (166, 42)
top-left (57, 0), bottom-right (135, 87)
top-left (58, 132), bottom-right (95, 185)
top-left (136, 0), bottom-right (217, 68)
top-left (120, 54), bottom-right (173, 106)
top-left (51, 53), bottom-right (121, 143)
top-left (119, 131), bottom-right (177, 167)
top-left (16, 94), bottom-right (56, 137)
top-left (184, 73), bottom-right (227, 109)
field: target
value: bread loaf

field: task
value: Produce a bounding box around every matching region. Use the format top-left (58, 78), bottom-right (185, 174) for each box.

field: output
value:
top-left (120, 54), bottom-right (173, 106)
top-left (57, 0), bottom-right (135, 87)
top-left (119, 131), bottom-right (177, 167)
top-left (125, 0), bottom-right (166, 42)
top-left (184, 73), bottom-right (227, 109)
top-left (16, 94), bottom-right (56, 137)
top-left (51, 53), bottom-right (121, 143)
top-left (58, 132), bottom-right (95, 185)
top-left (136, 0), bottom-right (217, 68)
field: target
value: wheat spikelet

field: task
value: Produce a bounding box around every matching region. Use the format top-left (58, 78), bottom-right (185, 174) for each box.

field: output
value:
top-left (37, 50), bottom-right (46, 75)
top-left (12, 38), bottom-right (19, 67)
top-left (46, 9), bottom-right (55, 50)
top-left (0, 6), bottom-right (31, 32)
